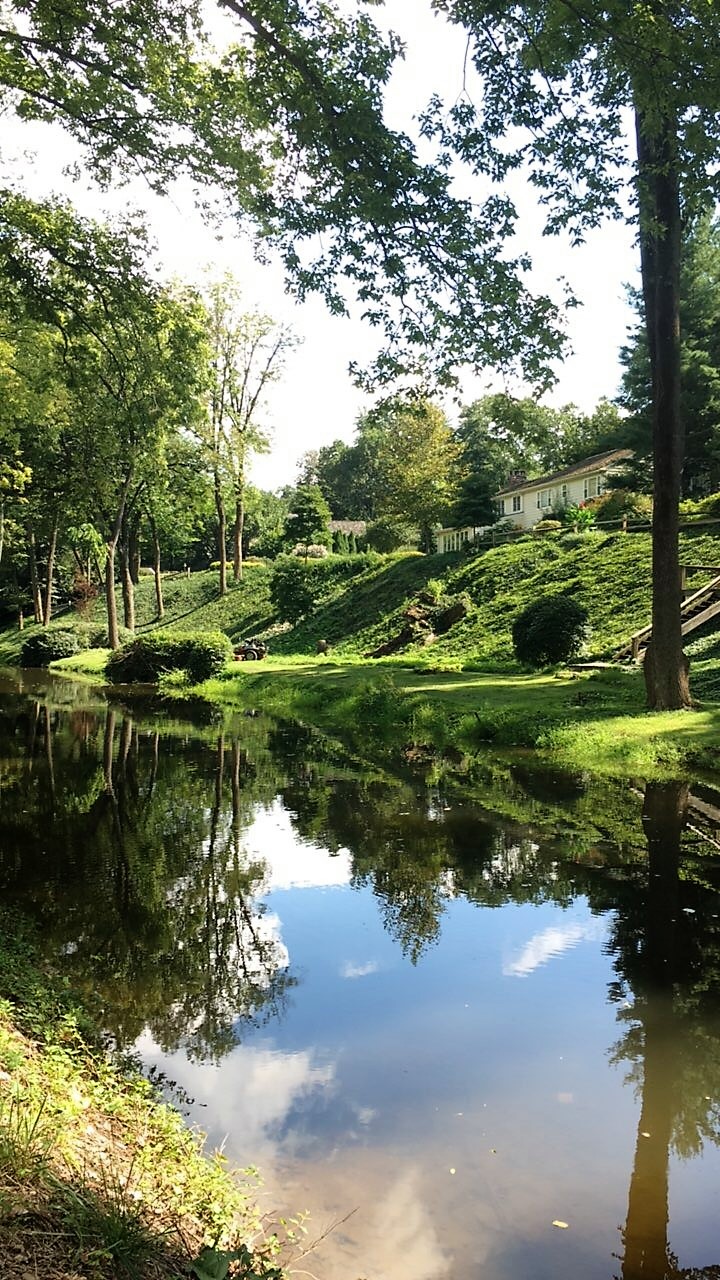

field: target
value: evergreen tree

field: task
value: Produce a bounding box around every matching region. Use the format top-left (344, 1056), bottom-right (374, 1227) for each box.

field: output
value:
top-left (620, 210), bottom-right (720, 496)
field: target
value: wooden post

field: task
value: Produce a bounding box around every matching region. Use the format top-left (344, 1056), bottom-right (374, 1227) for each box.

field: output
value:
top-left (622, 514), bottom-right (628, 533)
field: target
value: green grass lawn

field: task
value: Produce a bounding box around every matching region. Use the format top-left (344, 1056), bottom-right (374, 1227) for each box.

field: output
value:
top-left (183, 655), bottom-right (720, 779)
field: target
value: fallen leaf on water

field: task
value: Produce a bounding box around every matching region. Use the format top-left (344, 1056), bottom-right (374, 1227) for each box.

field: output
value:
top-left (552, 1221), bottom-right (569, 1230)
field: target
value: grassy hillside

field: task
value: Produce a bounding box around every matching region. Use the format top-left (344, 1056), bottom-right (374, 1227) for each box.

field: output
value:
top-left (271, 528), bottom-right (720, 667)
top-left (4, 528), bottom-right (720, 674)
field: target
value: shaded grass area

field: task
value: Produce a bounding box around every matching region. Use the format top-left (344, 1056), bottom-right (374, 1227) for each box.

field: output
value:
top-left (0, 910), bottom-right (289, 1280)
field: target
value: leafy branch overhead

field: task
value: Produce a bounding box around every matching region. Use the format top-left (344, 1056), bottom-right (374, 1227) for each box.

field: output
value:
top-left (0, 0), bottom-right (566, 390)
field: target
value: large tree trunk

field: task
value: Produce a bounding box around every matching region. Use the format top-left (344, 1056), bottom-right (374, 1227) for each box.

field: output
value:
top-left (120, 516), bottom-right (135, 633)
top-left (106, 475), bottom-right (133, 649)
top-left (149, 515), bottom-right (164, 619)
top-left (214, 468), bottom-right (227, 597)
top-left (232, 483), bottom-right (245, 582)
top-left (634, 106), bottom-right (690, 710)
top-left (621, 782), bottom-right (687, 1280)
top-left (27, 520), bottom-right (42, 624)
top-left (42, 515), bottom-right (58, 626)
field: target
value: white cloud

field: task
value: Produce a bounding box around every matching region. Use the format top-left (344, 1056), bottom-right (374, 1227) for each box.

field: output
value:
top-left (503, 914), bottom-right (608, 978)
top-left (136, 1035), bottom-right (335, 1163)
top-left (243, 801), bottom-right (353, 891)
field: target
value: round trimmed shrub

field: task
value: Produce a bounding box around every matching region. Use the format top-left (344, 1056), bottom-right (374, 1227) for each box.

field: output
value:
top-left (533, 519), bottom-right (562, 534)
top-left (512, 595), bottom-right (589, 668)
top-left (21, 629), bottom-right (80, 667)
top-left (106, 630), bottom-right (233, 684)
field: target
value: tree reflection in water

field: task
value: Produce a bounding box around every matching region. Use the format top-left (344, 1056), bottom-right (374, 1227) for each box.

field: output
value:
top-left (0, 698), bottom-right (294, 1062)
top-left (608, 783), bottom-right (720, 1280)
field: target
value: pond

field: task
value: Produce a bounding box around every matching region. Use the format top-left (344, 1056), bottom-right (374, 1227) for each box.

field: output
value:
top-left (1, 669), bottom-right (720, 1280)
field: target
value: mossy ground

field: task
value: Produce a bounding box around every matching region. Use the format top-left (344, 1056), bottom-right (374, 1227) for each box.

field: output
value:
top-left (0, 912), bottom-right (291, 1280)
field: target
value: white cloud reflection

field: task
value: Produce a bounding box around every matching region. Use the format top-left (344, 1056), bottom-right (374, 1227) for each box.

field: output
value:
top-left (243, 801), bottom-right (352, 891)
top-left (503, 914), bottom-right (608, 978)
top-left (136, 1035), bottom-right (335, 1164)
top-left (341, 960), bottom-right (379, 979)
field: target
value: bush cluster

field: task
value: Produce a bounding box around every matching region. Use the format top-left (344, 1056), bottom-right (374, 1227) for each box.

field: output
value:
top-left (21, 629), bottom-right (80, 666)
top-left (269, 554), bottom-right (380, 624)
top-left (512, 594), bottom-right (589, 668)
top-left (106, 630), bottom-right (233, 684)
top-left (588, 489), bottom-right (654, 523)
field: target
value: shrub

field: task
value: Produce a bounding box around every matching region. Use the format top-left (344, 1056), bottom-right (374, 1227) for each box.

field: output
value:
top-left (512, 595), bottom-right (589, 668)
top-left (679, 491), bottom-right (720, 519)
top-left (78, 623), bottom-right (134, 650)
top-left (270, 558), bottom-right (324, 622)
top-left (590, 489), bottom-right (653, 523)
top-left (21, 629), bottom-right (80, 666)
top-left (533, 519), bottom-right (562, 534)
top-left (365, 517), bottom-right (417, 553)
top-left (418, 578), bottom-right (444, 605)
top-left (106, 630), bottom-right (232, 684)
top-left (291, 543), bottom-right (329, 559)
top-left (560, 503), bottom-right (596, 529)
top-left (70, 572), bottom-right (98, 617)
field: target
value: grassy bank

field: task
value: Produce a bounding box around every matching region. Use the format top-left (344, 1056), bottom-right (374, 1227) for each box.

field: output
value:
top-left (139, 656), bottom-right (720, 779)
top-left (8, 525), bottom-right (720, 778)
top-left (5, 527), bottom-right (720, 672)
top-left (0, 910), bottom-right (291, 1280)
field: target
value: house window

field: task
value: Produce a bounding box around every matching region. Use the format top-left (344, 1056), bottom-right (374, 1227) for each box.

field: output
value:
top-left (561, 483), bottom-right (568, 505)
top-left (499, 499), bottom-right (506, 516)
top-left (512, 494), bottom-right (522, 513)
top-left (584, 474), bottom-right (604, 500)
top-left (537, 489), bottom-right (551, 510)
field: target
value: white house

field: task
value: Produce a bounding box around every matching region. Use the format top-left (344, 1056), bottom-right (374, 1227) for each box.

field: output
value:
top-left (436, 524), bottom-right (487, 553)
top-left (495, 448), bottom-right (634, 531)
top-left (435, 448), bottom-right (633, 551)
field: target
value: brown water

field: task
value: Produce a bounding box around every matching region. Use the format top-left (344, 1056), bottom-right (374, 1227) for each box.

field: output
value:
top-left (1, 670), bottom-right (720, 1279)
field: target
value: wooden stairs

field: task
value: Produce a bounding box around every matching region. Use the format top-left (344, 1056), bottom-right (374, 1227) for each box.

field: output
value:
top-left (616, 567), bottom-right (720, 661)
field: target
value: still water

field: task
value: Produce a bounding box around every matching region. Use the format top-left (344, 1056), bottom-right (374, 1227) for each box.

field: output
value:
top-left (2, 670), bottom-right (720, 1279)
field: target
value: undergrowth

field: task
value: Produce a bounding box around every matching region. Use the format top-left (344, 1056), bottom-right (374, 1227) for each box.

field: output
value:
top-left (0, 910), bottom-right (292, 1279)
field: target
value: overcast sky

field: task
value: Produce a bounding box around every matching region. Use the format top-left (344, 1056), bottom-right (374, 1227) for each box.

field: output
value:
top-left (4, 0), bottom-right (639, 488)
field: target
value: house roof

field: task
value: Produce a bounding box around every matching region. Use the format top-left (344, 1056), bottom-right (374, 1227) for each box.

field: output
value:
top-left (494, 449), bottom-right (634, 497)
top-left (329, 519), bottom-right (367, 535)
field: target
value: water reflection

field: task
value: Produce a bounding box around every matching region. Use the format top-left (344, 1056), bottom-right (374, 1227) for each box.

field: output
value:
top-left (0, 694), bottom-right (293, 1060)
top-left (1, 675), bottom-right (720, 1279)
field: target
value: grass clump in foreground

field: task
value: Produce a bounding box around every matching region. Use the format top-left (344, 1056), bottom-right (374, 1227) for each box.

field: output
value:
top-left (0, 910), bottom-right (293, 1279)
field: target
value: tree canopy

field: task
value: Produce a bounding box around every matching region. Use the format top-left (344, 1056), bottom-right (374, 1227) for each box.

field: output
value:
top-left (0, 0), bottom-right (567, 392)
